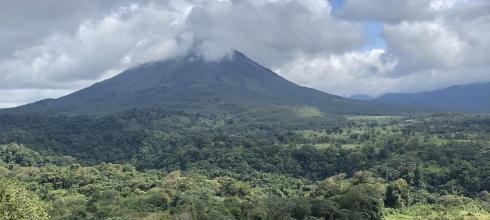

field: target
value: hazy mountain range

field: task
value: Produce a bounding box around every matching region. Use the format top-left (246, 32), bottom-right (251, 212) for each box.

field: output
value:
top-left (375, 82), bottom-right (490, 113)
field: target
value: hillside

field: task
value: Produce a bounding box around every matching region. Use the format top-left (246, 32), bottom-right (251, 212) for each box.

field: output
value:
top-left (376, 82), bottom-right (490, 112)
top-left (3, 51), bottom-right (401, 115)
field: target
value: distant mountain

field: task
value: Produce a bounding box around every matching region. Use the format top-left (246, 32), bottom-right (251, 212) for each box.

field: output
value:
top-left (349, 94), bottom-right (375, 101)
top-left (3, 51), bottom-right (403, 115)
top-left (376, 82), bottom-right (490, 112)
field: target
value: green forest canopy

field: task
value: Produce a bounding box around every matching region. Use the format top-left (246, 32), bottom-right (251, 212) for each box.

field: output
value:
top-left (0, 109), bottom-right (489, 219)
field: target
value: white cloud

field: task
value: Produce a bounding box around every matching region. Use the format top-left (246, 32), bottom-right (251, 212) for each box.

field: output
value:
top-left (0, 1), bottom-right (195, 89)
top-left (277, 49), bottom-right (397, 96)
top-left (337, 0), bottom-right (477, 23)
top-left (337, 0), bottom-right (433, 23)
top-left (0, 89), bottom-right (72, 108)
top-left (187, 0), bottom-right (363, 66)
top-left (383, 20), bottom-right (467, 75)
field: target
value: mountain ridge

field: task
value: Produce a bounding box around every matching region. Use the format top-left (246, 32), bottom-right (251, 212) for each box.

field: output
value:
top-left (376, 81), bottom-right (490, 112)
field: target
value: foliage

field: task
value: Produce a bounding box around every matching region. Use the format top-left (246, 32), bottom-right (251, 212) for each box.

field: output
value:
top-left (385, 178), bottom-right (411, 208)
top-left (0, 178), bottom-right (49, 220)
top-left (0, 111), bottom-right (490, 219)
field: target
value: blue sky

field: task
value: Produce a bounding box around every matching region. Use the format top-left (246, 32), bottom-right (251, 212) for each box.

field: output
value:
top-left (361, 21), bottom-right (387, 50)
top-left (330, 0), bottom-right (387, 51)
top-left (329, 0), bottom-right (344, 10)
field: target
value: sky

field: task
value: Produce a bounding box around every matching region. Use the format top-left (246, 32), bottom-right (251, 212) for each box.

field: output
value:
top-left (0, 0), bottom-right (489, 108)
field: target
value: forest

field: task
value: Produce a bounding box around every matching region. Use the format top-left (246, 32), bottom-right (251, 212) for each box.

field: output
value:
top-left (1, 108), bottom-right (489, 219)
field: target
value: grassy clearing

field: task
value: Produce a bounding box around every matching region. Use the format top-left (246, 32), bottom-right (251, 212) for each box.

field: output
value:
top-left (298, 130), bottom-right (328, 138)
top-left (311, 143), bottom-right (359, 150)
top-left (422, 164), bottom-right (447, 174)
top-left (384, 203), bottom-right (490, 220)
top-left (314, 143), bottom-right (331, 149)
top-left (341, 144), bottom-right (359, 149)
top-left (345, 115), bottom-right (403, 121)
top-left (294, 106), bottom-right (323, 117)
top-left (423, 135), bottom-right (450, 146)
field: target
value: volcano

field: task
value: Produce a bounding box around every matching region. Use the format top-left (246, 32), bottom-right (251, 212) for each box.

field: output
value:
top-left (4, 51), bottom-right (399, 115)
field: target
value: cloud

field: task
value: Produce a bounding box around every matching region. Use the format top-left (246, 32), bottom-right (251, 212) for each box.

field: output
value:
top-left (277, 49), bottom-right (398, 96)
top-left (336, 0), bottom-right (478, 23)
top-left (383, 20), bottom-right (467, 75)
top-left (375, 1), bottom-right (490, 92)
top-left (187, 0), bottom-right (364, 65)
top-left (0, 0), bottom-right (143, 60)
top-left (0, 89), bottom-right (72, 109)
top-left (336, 0), bottom-right (433, 23)
top-left (0, 2), bottom-right (195, 90)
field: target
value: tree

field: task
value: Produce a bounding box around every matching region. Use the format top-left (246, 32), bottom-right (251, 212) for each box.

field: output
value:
top-left (0, 178), bottom-right (49, 220)
top-left (337, 184), bottom-right (384, 220)
top-left (315, 173), bottom-right (351, 198)
top-left (385, 178), bottom-right (411, 208)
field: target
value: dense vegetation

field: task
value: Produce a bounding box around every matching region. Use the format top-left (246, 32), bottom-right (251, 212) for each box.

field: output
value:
top-left (1, 108), bottom-right (489, 219)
